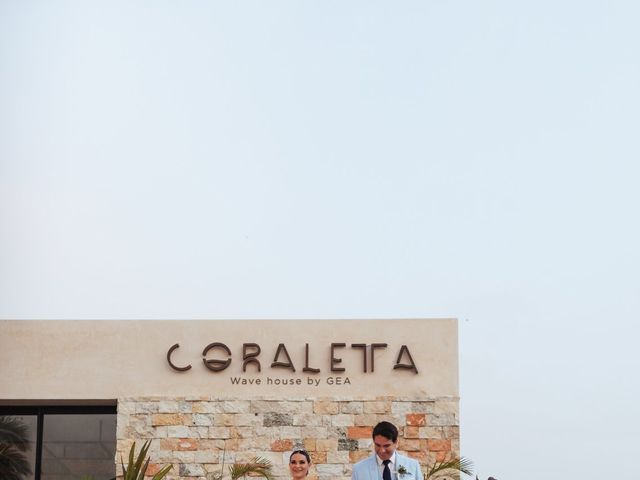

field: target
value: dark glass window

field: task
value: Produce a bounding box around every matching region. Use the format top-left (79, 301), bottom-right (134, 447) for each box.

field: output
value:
top-left (0, 414), bottom-right (37, 480)
top-left (0, 406), bottom-right (116, 480)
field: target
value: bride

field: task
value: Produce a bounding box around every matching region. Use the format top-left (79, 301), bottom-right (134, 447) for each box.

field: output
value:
top-left (289, 449), bottom-right (312, 479)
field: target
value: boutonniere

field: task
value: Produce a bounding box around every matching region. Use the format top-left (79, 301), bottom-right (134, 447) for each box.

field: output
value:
top-left (396, 466), bottom-right (411, 477)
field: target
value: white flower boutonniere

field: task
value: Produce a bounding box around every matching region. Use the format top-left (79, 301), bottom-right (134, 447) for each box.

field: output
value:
top-left (396, 466), bottom-right (412, 478)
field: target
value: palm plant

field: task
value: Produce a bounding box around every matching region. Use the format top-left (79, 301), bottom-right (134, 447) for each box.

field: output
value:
top-left (0, 416), bottom-right (32, 480)
top-left (207, 445), bottom-right (273, 480)
top-left (424, 457), bottom-right (473, 480)
top-left (120, 440), bottom-right (172, 480)
top-left (229, 457), bottom-right (274, 480)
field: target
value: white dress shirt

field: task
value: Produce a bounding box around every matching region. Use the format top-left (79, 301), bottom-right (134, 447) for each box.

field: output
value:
top-left (376, 452), bottom-right (398, 480)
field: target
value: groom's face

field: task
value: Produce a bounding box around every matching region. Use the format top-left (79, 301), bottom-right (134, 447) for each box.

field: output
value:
top-left (373, 434), bottom-right (397, 461)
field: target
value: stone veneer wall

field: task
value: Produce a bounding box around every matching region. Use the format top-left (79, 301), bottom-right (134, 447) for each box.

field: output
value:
top-left (116, 396), bottom-right (459, 480)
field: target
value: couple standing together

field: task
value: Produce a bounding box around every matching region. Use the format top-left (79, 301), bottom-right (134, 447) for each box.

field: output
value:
top-left (289, 421), bottom-right (423, 480)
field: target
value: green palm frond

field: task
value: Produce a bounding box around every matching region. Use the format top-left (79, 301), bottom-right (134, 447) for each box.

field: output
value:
top-left (0, 444), bottom-right (32, 480)
top-left (0, 417), bottom-right (30, 452)
top-left (120, 440), bottom-right (172, 480)
top-left (425, 457), bottom-right (474, 479)
top-left (229, 456), bottom-right (274, 480)
top-left (0, 416), bottom-right (32, 480)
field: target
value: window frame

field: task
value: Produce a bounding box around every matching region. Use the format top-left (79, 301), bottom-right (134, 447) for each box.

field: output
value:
top-left (0, 405), bottom-right (117, 480)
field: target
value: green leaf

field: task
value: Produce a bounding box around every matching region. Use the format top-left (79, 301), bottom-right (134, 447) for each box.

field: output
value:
top-left (424, 456), bottom-right (474, 480)
top-left (229, 456), bottom-right (274, 480)
top-left (152, 464), bottom-right (174, 480)
top-left (119, 440), bottom-right (172, 480)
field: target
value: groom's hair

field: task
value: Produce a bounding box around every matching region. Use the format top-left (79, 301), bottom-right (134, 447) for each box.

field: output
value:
top-left (372, 421), bottom-right (398, 442)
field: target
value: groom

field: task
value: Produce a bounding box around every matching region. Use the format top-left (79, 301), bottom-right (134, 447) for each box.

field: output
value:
top-left (351, 421), bottom-right (423, 480)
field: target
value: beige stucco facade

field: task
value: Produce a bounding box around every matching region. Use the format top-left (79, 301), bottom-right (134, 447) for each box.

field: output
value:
top-left (0, 319), bottom-right (457, 400)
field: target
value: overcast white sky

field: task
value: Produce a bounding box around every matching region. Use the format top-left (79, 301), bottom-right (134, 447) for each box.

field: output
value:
top-left (1, 1), bottom-right (639, 479)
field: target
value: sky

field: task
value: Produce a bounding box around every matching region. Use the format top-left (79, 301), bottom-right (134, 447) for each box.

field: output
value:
top-left (1, 1), bottom-right (639, 479)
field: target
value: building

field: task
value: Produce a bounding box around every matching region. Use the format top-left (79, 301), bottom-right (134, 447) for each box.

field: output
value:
top-left (0, 319), bottom-right (459, 480)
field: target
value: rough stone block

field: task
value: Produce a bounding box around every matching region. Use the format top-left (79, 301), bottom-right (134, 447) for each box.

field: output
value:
top-left (116, 418), bottom-right (128, 439)
top-left (340, 402), bottom-right (363, 414)
top-left (127, 424), bottom-right (155, 438)
top-left (221, 400), bottom-right (251, 413)
top-left (264, 413), bottom-right (293, 426)
top-left (160, 438), bottom-right (180, 450)
top-left (428, 413), bottom-right (458, 427)
top-left (117, 402), bottom-right (136, 414)
top-left (271, 439), bottom-right (294, 451)
top-left (293, 413), bottom-right (322, 426)
top-left (159, 401), bottom-right (180, 413)
top-left (210, 414), bottom-right (229, 427)
top-left (313, 400), bottom-right (339, 415)
top-left (353, 414), bottom-right (377, 426)
top-left (433, 400), bottom-right (458, 415)
top-left (310, 451), bottom-right (327, 464)
top-left (252, 400), bottom-right (313, 414)
top-left (198, 439), bottom-right (225, 450)
top-left (276, 426), bottom-right (302, 438)
top-left (419, 427), bottom-right (444, 439)
top-left (192, 426), bottom-right (210, 438)
top-left (194, 450), bottom-right (219, 463)
top-left (179, 463), bottom-right (206, 477)
top-left (327, 450), bottom-right (349, 464)
top-left (171, 451), bottom-right (196, 463)
top-left (404, 426), bottom-right (419, 439)
top-left (205, 463), bottom-right (224, 472)
top-left (316, 438), bottom-right (338, 452)
top-left (208, 427), bottom-right (231, 439)
top-left (136, 402), bottom-right (160, 414)
top-left (398, 438), bottom-right (420, 451)
top-left (444, 426), bottom-right (460, 439)
top-left (375, 414), bottom-right (404, 427)
top-left (363, 402), bottom-right (390, 414)
top-left (410, 401), bottom-right (435, 413)
top-left (426, 439), bottom-right (451, 452)
top-left (176, 438), bottom-right (198, 451)
top-left (337, 439), bottom-right (358, 451)
top-left (347, 426), bottom-right (372, 439)
top-left (193, 414), bottom-right (214, 426)
top-left (297, 427), bottom-right (329, 438)
top-left (167, 426), bottom-right (191, 438)
top-left (407, 450), bottom-right (427, 462)
top-left (349, 450), bottom-right (370, 464)
top-left (153, 426), bottom-right (168, 438)
top-left (390, 402), bottom-right (413, 415)
top-left (193, 402), bottom-right (221, 414)
top-left (331, 415), bottom-right (353, 427)
top-left (152, 414), bottom-right (185, 426)
top-left (303, 438), bottom-right (317, 451)
top-left (233, 413), bottom-right (262, 427)
top-left (405, 414), bottom-right (426, 427)
top-left (151, 450), bottom-right (175, 463)
top-left (117, 439), bottom-right (134, 454)
top-left (316, 464), bottom-right (346, 476)
top-left (145, 463), bottom-right (169, 476)
top-left (239, 437), bottom-right (272, 450)
top-left (327, 427), bottom-right (346, 439)
top-left (357, 439), bottom-right (372, 450)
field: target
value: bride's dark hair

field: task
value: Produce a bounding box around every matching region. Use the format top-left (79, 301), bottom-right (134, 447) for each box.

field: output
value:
top-left (289, 449), bottom-right (311, 464)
